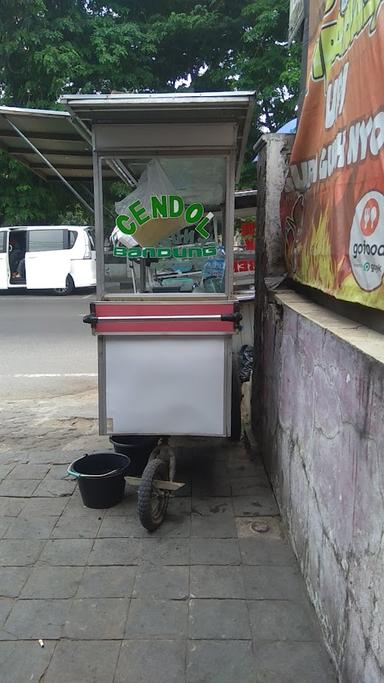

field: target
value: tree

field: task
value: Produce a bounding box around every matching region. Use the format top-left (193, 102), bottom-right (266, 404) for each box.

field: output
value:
top-left (0, 0), bottom-right (246, 105)
top-left (235, 0), bottom-right (301, 186)
top-left (0, 0), bottom-right (301, 221)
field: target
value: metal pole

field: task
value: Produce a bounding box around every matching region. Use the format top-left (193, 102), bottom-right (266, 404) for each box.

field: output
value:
top-left (2, 114), bottom-right (94, 215)
top-left (93, 151), bottom-right (105, 298)
top-left (225, 151), bottom-right (236, 298)
top-left (110, 160), bottom-right (137, 187)
top-left (69, 116), bottom-right (137, 188)
top-left (139, 259), bottom-right (146, 293)
top-left (298, 0), bottom-right (310, 121)
top-left (68, 116), bottom-right (92, 145)
top-left (251, 143), bottom-right (267, 458)
top-left (78, 182), bottom-right (117, 220)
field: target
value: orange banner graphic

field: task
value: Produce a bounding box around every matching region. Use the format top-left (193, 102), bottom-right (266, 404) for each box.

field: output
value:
top-left (281, 0), bottom-right (384, 309)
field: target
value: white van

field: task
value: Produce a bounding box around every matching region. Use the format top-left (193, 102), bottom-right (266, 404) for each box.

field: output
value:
top-left (0, 225), bottom-right (96, 294)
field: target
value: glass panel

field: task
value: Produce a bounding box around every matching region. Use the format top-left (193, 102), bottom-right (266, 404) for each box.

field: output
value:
top-left (101, 156), bottom-right (227, 295)
top-left (0, 231), bottom-right (6, 253)
top-left (86, 228), bottom-right (95, 250)
top-left (69, 230), bottom-right (78, 248)
top-left (28, 229), bottom-right (66, 252)
top-left (233, 212), bottom-right (256, 289)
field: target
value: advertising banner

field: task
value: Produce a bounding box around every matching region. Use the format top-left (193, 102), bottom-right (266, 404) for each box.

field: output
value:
top-left (281, 0), bottom-right (384, 309)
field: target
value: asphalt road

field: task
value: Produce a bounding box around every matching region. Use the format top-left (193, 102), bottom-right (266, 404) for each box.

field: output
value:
top-left (0, 290), bottom-right (97, 400)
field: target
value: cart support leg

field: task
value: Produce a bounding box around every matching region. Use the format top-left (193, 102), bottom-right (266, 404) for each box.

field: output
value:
top-left (148, 436), bottom-right (176, 481)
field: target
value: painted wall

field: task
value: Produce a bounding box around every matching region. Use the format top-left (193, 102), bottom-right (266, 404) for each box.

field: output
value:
top-left (260, 290), bottom-right (384, 681)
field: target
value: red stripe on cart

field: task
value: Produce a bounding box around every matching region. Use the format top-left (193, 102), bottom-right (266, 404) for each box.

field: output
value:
top-left (94, 303), bottom-right (234, 316)
top-left (95, 320), bottom-right (233, 334)
top-left (92, 302), bottom-right (236, 334)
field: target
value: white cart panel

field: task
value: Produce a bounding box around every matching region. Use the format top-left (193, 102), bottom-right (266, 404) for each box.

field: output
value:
top-left (104, 335), bottom-right (228, 436)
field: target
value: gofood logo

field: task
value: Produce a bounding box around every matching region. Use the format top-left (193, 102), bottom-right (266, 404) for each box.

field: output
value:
top-left (349, 190), bottom-right (384, 290)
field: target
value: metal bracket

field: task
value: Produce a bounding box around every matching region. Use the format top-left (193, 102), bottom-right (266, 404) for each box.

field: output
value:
top-left (125, 477), bottom-right (185, 491)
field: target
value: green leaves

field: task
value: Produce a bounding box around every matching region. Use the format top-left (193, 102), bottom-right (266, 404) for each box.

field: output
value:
top-left (0, 152), bottom-right (83, 225)
top-left (0, 0), bottom-right (301, 218)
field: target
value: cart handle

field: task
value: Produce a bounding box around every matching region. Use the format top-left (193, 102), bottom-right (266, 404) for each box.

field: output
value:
top-left (83, 314), bottom-right (98, 325)
top-left (220, 312), bottom-right (242, 325)
top-left (84, 313), bottom-right (242, 323)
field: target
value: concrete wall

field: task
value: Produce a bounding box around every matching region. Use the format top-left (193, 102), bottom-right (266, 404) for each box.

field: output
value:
top-left (260, 290), bottom-right (384, 681)
top-left (254, 133), bottom-right (294, 277)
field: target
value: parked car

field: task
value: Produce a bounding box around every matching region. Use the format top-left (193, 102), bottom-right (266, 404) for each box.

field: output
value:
top-left (0, 225), bottom-right (96, 294)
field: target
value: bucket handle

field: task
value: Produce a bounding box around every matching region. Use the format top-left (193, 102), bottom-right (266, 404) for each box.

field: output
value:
top-left (67, 459), bottom-right (120, 480)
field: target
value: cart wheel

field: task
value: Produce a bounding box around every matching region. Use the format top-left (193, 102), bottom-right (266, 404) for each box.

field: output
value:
top-left (230, 354), bottom-right (242, 441)
top-left (138, 458), bottom-right (169, 531)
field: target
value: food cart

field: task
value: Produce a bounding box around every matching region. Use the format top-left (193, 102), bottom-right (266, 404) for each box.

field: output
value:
top-left (60, 92), bottom-right (255, 529)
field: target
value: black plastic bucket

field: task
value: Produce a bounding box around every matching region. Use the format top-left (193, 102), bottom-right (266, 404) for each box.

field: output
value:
top-left (67, 452), bottom-right (131, 509)
top-left (109, 435), bottom-right (158, 476)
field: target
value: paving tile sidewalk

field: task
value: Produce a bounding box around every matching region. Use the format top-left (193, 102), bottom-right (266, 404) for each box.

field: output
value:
top-left (0, 438), bottom-right (337, 683)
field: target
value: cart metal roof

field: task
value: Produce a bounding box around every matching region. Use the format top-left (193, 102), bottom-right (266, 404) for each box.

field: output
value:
top-left (60, 91), bottom-right (255, 180)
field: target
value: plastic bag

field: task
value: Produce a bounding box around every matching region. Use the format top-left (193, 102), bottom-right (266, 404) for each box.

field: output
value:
top-left (239, 345), bottom-right (254, 383)
top-left (114, 159), bottom-right (184, 247)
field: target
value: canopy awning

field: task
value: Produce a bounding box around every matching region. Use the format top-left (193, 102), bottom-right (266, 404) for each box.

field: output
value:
top-left (0, 105), bottom-right (96, 182)
top-left (0, 92), bottom-right (255, 213)
top-left (0, 105), bottom-right (131, 213)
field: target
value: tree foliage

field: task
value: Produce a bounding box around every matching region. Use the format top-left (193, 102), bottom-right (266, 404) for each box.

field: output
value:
top-left (0, 0), bottom-right (300, 223)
